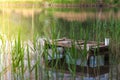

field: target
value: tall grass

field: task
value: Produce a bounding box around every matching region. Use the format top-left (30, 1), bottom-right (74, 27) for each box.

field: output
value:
top-left (0, 5), bottom-right (120, 80)
top-left (11, 32), bottom-right (24, 80)
top-left (0, 19), bottom-right (120, 80)
top-left (40, 15), bottom-right (120, 80)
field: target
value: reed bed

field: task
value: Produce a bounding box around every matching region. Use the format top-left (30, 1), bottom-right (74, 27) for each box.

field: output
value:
top-left (0, 5), bottom-right (120, 80)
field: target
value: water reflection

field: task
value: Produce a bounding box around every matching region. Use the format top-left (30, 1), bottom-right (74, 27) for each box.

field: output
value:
top-left (54, 8), bottom-right (120, 22)
top-left (0, 7), bottom-right (120, 40)
top-left (0, 8), bottom-right (42, 40)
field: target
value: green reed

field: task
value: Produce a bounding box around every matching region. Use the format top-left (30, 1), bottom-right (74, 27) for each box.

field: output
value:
top-left (1, 10), bottom-right (120, 80)
top-left (7, 19), bottom-right (119, 80)
top-left (11, 32), bottom-right (25, 80)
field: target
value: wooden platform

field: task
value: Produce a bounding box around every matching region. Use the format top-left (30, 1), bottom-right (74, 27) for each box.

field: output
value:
top-left (43, 38), bottom-right (110, 77)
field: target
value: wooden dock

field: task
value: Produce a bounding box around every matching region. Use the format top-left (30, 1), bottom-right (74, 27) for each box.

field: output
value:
top-left (43, 38), bottom-right (109, 77)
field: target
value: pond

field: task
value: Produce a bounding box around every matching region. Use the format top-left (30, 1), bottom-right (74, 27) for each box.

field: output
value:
top-left (0, 7), bottom-right (120, 41)
top-left (0, 3), bottom-right (120, 80)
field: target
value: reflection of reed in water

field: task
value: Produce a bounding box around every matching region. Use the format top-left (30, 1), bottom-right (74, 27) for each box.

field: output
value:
top-left (0, 9), bottom-right (42, 18)
top-left (54, 10), bottom-right (120, 22)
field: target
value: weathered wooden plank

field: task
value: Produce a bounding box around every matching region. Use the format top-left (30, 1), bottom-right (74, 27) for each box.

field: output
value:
top-left (43, 38), bottom-right (110, 77)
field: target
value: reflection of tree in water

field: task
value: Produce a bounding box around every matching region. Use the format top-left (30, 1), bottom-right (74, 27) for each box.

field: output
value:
top-left (55, 18), bottom-right (115, 41)
top-left (34, 8), bottom-right (120, 41)
top-left (48, 0), bottom-right (119, 4)
top-left (55, 18), bottom-right (94, 40)
top-left (34, 11), bottom-right (52, 37)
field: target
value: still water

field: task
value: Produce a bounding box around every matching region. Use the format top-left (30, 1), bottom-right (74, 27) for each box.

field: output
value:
top-left (0, 7), bottom-right (120, 40)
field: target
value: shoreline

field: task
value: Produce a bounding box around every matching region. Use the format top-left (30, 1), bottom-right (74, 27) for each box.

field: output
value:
top-left (47, 3), bottom-right (118, 8)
